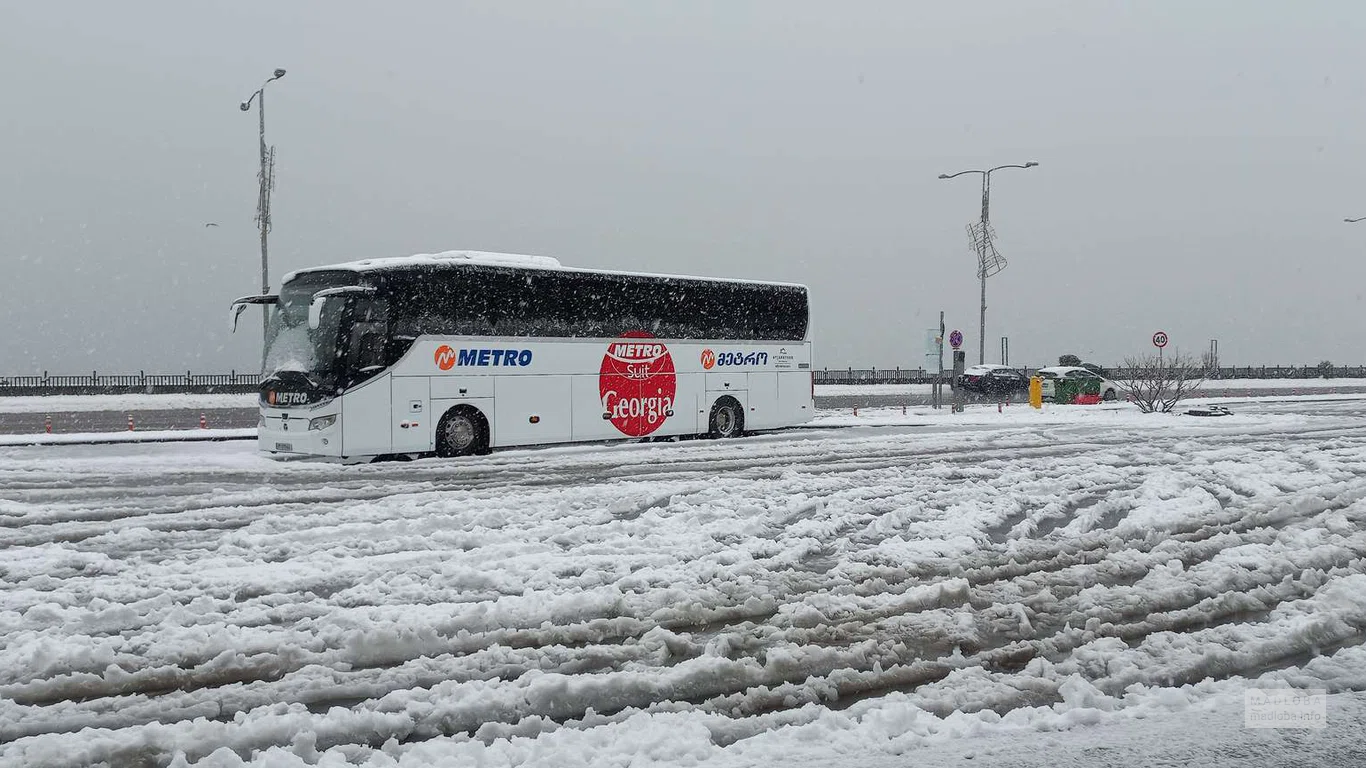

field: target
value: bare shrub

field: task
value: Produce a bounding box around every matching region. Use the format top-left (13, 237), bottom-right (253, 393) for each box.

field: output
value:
top-left (1118, 350), bottom-right (1207, 413)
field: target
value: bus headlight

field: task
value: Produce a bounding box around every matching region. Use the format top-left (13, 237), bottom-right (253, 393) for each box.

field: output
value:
top-left (308, 415), bottom-right (337, 431)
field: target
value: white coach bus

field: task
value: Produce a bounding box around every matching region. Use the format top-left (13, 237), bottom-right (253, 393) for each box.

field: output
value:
top-left (230, 251), bottom-right (813, 460)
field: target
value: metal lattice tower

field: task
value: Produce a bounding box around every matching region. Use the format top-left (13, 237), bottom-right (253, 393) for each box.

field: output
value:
top-left (966, 221), bottom-right (1007, 280)
top-left (256, 147), bottom-right (276, 236)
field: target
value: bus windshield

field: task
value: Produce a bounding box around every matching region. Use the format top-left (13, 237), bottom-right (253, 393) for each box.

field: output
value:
top-left (261, 273), bottom-right (353, 388)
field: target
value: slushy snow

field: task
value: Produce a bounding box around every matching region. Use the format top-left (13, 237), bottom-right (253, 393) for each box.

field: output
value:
top-left (1, 398), bottom-right (1364, 766)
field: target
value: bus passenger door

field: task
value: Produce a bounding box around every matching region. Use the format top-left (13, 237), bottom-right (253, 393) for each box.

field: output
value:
top-left (391, 376), bottom-right (432, 453)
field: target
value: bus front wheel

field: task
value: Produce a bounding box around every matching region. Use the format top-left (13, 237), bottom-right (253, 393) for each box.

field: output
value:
top-left (708, 397), bottom-right (745, 439)
top-left (437, 406), bottom-right (490, 457)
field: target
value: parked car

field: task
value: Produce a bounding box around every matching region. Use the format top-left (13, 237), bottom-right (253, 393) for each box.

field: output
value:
top-left (958, 364), bottom-right (1030, 398)
top-left (1035, 366), bottom-right (1120, 402)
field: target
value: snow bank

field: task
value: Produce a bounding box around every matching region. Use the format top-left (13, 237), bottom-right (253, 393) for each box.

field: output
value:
top-left (0, 428), bottom-right (256, 447)
top-left (815, 378), bottom-right (1366, 398)
top-left (0, 393), bottom-right (257, 414)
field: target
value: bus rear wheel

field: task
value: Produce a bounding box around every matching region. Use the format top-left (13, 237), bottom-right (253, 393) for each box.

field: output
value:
top-left (708, 397), bottom-right (744, 439)
top-left (437, 406), bottom-right (489, 457)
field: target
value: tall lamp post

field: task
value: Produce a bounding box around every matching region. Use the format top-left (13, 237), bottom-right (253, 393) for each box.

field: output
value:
top-left (240, 68), bottom-right (287, 344)
top-left (938, 162), bottom-right (1038, 365)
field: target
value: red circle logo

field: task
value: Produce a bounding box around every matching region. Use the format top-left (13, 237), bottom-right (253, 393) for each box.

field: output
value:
top-left (599, 332), bottom-right (677, 437)
top-left (700, 349), bottom-right (716, 370)
top-left (435, 345), bottom-right (457, 371)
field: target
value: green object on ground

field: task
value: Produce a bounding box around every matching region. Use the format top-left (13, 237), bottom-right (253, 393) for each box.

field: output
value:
top-left (1054, 379), bottom-right (1079, 404)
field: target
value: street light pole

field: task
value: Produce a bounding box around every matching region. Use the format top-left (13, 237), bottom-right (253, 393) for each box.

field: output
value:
top-left (241, 68), bottom-right (287, 346)
top-left (939, 162), bottom-right (1039, 365)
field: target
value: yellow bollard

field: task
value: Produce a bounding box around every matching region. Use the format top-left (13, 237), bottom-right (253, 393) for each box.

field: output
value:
top-left (1029, 376), bottom-right (1043, 409)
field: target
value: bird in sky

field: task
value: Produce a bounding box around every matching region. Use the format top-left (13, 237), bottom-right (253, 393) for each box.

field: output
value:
top-left (205, 222), bottom-right (219, 228)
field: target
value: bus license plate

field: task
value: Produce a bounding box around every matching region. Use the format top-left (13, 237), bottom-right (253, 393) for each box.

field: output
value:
top-left (274, 442), bottom-right (294, 452)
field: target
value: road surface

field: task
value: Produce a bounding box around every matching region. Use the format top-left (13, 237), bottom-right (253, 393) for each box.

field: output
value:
top-left (3, 398), bottom-right (1365, 765)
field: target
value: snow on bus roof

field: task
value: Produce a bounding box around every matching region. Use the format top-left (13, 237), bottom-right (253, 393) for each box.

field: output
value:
top-left (282, 251), bottom-right (560, 282)
top-left (283, 250), bottom-right (806, 289)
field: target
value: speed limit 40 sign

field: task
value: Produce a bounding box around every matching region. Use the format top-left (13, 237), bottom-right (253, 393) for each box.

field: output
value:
top-left (1152, 331), bottom-right (1169, 349)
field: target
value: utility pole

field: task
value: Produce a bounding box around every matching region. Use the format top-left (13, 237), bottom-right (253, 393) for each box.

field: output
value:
top-left (978, 173), bottom-right (989, 366)
top-left (241, 68), bottom-right (287, 346)
top-left (939, 162), bottom-right (1039, 364)
top-left (936, 311), bottom-right (945, 409)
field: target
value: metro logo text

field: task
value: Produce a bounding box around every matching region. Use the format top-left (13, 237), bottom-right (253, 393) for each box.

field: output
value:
top-left (435, 344), bottom-right (534, 370)
top-left (712, 351), bottom-right (769, 367)
top-left (608, 343), bottom-right (666, 361)
top-left (455, 348), bottom-right (535, 367)
top-left (266, 391), bottom-right (310, 406)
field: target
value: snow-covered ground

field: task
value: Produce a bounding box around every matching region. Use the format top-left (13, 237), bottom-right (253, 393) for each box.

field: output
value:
top-left (0, 393), bottom-right (257, 414)
top-left (2, 399), bottom-right (1365, 766)
top-left (814, 378), bottom-right (1366, 398)
top-left (0, 428), bottom-right (257, 447)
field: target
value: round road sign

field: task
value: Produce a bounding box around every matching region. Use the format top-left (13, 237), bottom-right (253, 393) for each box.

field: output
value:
top-left (1152, 331), bottom-right (1169, 349)
top-left (949, 329), bottom-right (963, 349)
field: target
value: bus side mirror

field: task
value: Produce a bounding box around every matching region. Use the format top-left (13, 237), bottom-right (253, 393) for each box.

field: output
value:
top-left (308, 296), bottom-right (325, 330)
top-left (228, 294), bottom-right (277, 332)
top-left (229, 303), bottom-right (248, 333)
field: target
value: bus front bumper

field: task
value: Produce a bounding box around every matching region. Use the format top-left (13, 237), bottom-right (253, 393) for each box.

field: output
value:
top-left (258, 410), bottom-right (342, 457)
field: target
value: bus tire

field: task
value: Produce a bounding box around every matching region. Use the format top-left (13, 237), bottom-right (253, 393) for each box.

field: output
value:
top-left (436, 406), bottom-right (489, 458)
top-left (708, 397), bottom-right (744, 439)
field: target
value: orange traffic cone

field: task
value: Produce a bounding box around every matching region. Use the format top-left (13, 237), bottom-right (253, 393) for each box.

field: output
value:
top-left (199, 413), bottom-right (208, 429)
top-left (127, 414), bottom-right (135, 431)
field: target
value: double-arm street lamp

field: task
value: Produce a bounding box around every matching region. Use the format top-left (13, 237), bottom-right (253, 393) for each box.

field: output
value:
top-left (240, 68), bottom-right (287, 343)
top-left (938, 161), bottom-right (1039, 365)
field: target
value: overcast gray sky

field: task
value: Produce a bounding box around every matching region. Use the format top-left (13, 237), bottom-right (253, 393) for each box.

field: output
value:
top-left (5, 1), bottom-right (1366, 373)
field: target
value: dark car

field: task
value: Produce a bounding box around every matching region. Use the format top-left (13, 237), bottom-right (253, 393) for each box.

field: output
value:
top-left (958, 364), bottom-right (1029, 398)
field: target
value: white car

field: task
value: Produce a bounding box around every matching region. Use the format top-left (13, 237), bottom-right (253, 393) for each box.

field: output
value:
top-left (1035, 366), bottom-right (1121, 402)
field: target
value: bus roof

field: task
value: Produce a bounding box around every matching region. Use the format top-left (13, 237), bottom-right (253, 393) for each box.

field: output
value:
top-left (282, 250), bottom-right (807, 290)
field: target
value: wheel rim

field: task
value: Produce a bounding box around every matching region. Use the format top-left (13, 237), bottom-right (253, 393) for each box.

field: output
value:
top-left (716, 407), bottom-right (733, 435)
top-left (445, 415), bottom-right (475, 451)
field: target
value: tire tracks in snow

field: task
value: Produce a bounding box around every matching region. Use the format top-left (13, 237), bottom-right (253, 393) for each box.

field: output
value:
top-left (4, 420), bottom-right (1366, 764)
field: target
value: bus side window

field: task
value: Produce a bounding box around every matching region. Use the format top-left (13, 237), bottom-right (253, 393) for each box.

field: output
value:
top-left (353, 331), bottom-right (385, 371)
top-left (348, 298), bottom-right (389, 375)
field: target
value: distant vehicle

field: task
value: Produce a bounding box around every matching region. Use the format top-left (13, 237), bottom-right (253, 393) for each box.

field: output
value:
top-left (230, 251), bottom-right (814, 460)
top-left (1036, 366), bottom-right (1120, 402)
top-left (958, 364), bottom-right (1029, 398)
